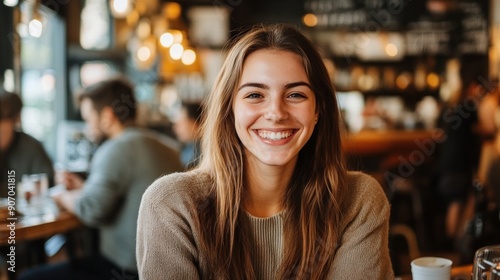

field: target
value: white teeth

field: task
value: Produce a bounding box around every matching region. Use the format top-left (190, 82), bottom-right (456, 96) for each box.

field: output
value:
top-left (258, 130), bottom-right (292, 140)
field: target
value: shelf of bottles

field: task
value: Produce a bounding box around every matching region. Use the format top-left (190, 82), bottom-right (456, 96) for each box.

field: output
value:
top-left (302, 0), bottom-right (489, 100)
top-left (331, 57), bottom-right (442, 98)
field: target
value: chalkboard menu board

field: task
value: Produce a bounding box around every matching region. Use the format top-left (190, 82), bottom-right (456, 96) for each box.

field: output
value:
top-left (406, 20), bottom-right (455, 55)
top-left (304, 0), bottom-right (424, 30)
top-left (304, 0), bottom-right (489, 55)
top-left (457, 0), bottom-right (488, 54)
top-left (305, 0), bottom-right (399, 30)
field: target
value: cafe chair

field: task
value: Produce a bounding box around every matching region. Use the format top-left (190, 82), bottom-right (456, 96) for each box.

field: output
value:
top-left (390, 224), bottom-right (421, 261)
top-left (389, 224), bottom-right (422, 275)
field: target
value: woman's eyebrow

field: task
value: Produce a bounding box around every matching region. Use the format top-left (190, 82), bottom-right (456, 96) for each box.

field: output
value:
top-left (237, 83), bottom-right (269, 92)
top-left (285, 81), bottom-right (312, 89)
top-left (238, 81), bottom-right (311, 92)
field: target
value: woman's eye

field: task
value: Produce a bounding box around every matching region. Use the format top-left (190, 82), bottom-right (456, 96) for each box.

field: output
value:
top-left (288, 92), bottom-right (306, 99)
top-left (246, 93), bottom-right (262, 99)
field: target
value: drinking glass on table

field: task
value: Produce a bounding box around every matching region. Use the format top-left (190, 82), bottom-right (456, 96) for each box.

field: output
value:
top-left (473, 245), bottom-right (500, 280)
top-left (18, 173), bottom-right (49, 215)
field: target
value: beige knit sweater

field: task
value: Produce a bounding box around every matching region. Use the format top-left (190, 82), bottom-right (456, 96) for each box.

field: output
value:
top-left (136, 170), bottom-right (394, 279)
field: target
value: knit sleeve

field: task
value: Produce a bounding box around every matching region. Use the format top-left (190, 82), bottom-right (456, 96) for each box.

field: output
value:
top-left (136, 173), bottom-right (202, 280)
top-left (327, 173), bottom-right (394, 280)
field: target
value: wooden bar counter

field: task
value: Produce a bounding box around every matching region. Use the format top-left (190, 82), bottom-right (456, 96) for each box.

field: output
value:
top-left (343, 129), bottom-right (443, 156)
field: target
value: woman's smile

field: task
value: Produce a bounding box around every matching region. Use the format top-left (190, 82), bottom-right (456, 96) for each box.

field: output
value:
top-left (256, 129), bottom-right (295, 141)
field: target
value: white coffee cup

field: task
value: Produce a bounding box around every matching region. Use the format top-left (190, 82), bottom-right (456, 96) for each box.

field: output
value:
top-left (411, 257), bottom-right (452, 280)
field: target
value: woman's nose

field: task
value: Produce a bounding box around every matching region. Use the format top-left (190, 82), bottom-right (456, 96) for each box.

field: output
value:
top-left (264, 98), bottom-right (288, 122)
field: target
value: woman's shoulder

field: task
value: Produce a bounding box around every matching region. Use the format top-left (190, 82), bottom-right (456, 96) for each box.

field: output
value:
top-left (345, 171), bottom-right (388, 205)
top-left (346, 171), bottom-right (382, 189)
top-left (142, 169), bottom-right (212, 207)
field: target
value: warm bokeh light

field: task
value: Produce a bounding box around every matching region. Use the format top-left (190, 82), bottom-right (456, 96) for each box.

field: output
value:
top-left (169, 43), bottom-right (184, 60)
top-left (385, 43), bottom-right (398, 57)
top-left (160, 32), bottom-right (174, 47)
top-left (3, 0), bottom-right (18, 7)
top-left (28, 19), bottom-right (43, 38)
top-left (160, 30), bottom-right (183, 48)
top-left (165, 2), bottom-right (181, 19)
top-left (109, 0), bottom-right (132, 18)
top-left (171, 30), bottom-right (183, 43)
top-left (427, 73), bottom-right (440, 88)
top-left (16, 23), bottom-right (28, 38)
top-left (303, 13), bottom-right (318, 27)
top-left (136, 18), bottom-right (151, 39)
top-left (137, 46), bottom-right (152, 62)
top-left (396, 72), bottom-right (412, 90)
top-left (181, 49), bottom-right (196, 65)
top-left (126, 9), bottom-right (140, 27)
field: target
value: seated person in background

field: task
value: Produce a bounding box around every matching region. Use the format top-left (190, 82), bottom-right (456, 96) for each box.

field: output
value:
top-left (19, 77), bottom-right (184, 280)
top-left (0, 90), bottom-right (54, 197)
top-left (172, 101), bottom-right (203, 169)
top-left (477, 82), bottom-right (500, 183)
top-left (435, 72), bottom-right (482, 244)
top-left (477, 82), bottom-right (500, 207)
top-left (137, 24), bottom-right (393, 279)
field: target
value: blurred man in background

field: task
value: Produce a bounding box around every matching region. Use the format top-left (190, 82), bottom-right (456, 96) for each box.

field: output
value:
top-left (0, 89), bottom-right (54, 197)
top-left (19, 77), bottom-right (183, 280)
top-left (172, 101), bottom-right (203, 169)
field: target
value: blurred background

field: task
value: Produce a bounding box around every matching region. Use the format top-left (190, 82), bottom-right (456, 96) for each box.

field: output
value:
top-left (1, 0), bottom-right (500, 277)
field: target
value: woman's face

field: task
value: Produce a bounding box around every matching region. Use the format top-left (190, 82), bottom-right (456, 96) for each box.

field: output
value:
top-left (233, 49), bottom-right (318, 169)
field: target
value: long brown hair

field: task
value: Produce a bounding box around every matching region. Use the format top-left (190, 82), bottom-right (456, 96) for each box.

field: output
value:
top-left (196, 23), bottom-right (348, 279)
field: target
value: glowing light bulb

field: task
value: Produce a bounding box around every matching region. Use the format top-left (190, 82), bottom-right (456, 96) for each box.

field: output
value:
top-left (137, 46), bottom-right (152, 62)
top-left (169, 43), bottom-right (183, 60)
top-left (28, 19), bottom-right (43, 38)
top-left (427, 73), bottom-right (440, 89)
top-left (160, 32), bottom-right (174, 47)
top-left (303, 13), bottom-right (318, 27)
top-left (3, 0), bottom-right (19, 7)
top-left (110, 0), bottom-right (132, 18)
top-left (181, 49), bottom-right (196, 65)
top-left (385, 43), bottom-right (398, 57)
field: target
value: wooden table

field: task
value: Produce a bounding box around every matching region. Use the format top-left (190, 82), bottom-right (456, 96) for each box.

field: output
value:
top-left (396, 264), bottom-right (473, 280)
top-left (0, 207), bottom-right (82, 246)
top-left (0, 204), bottom-right (83, 280)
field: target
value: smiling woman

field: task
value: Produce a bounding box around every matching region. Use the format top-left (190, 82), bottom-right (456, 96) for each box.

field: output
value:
top-left (233, 49), bottom-right (318, 172)
top-left (137, 23), bottom-right (394, 280)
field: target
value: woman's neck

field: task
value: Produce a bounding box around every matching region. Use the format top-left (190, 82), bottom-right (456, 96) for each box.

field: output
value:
top-left (243, 158), bottom-right (296, 218)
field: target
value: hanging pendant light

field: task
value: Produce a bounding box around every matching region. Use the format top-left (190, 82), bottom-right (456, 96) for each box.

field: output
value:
top-left (109, 0), bottom-right (133, 19)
